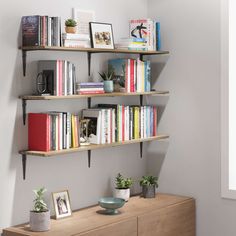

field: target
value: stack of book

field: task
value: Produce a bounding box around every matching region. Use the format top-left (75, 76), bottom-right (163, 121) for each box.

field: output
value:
top-left (62, 33), bottom-right (91, 48)
top-left (129, 19), bottom-right (161, 51)
top-left (38, 60), bottom-right (76, 96)
top-left (108, 58), bottom-right (151, 93)
top-left (115, 38), bottom-right (147, 51)
top-left (76, 82), bottom-right (105, 95)
top-left (21, 15), bottom-right (61, 47)
top-left (28, 112), bottom-right (80, 152)
top-left (82, 105), bottom-right (157, 145)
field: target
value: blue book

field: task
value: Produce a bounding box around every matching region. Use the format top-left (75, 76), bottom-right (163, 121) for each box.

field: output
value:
top-left (156, 22), bottom-right (161, 51)
top-left (144, 61), bottom-right (151, 92)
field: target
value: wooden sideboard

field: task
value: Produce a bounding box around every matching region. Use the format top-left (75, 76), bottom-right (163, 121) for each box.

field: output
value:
top-left (3, 193), bottom-right (195, 236)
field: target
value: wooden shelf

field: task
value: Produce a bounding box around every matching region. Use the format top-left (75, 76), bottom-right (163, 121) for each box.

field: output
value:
top-left (19, 91), bottom-right (169, 100)
top-left (19, 135), bottom-right (169, 157)
top-left (20, 46), bottom-right (169, 55)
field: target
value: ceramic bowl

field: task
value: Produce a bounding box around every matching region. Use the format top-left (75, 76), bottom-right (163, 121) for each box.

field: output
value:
top-left (98, 197), bottom-right (125, 215)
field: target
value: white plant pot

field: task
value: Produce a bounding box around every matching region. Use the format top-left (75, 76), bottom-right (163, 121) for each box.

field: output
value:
top-left (30, 210), bottom-right (50, 232)
top-left (114, 188), bottom-right (130, 202)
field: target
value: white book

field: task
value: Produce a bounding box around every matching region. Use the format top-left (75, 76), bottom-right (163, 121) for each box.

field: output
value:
top-left (62, 33), bottom-right (90, 40)
top-left (119, 105), bottom-right (123, 142)
top-left (101, 109), bottom-right (106, 144)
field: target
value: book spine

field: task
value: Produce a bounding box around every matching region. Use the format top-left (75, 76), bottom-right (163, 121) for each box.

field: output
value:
top-left (79, 91), bottom-right (105, 95)
top-left (156, 22), bottom-right (161, 51)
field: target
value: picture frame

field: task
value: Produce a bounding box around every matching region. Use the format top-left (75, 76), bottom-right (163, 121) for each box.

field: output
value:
top-left (52, 190), bottom-right (72, 219)
top-left (89, 22), bottom-right (114, 49)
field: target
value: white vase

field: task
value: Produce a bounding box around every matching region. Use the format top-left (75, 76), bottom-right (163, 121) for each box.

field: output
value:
top-left (30, 210), bottom-right (50, 232)
top-left (114, 188), bottom-right (130, 202)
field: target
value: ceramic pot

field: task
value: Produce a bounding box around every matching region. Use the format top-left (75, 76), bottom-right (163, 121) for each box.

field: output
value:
top-left (104, 81), bottom-right (114, 93)
top-left (114, 188), bottom-right (130, 201)
top-left (30, 210), bottom-right (50, 232)
top-left (65, 26), bottom-right (77, 34)
top-left (142, 185), bottom-right (156, 198)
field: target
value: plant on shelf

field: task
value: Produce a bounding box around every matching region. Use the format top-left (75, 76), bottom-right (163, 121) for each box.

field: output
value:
top-left (113, 173), bottom-right (133, 201)
top-left (139, 175), bottom-right (158, 198)
top-left (99, 71), bottom-right (114, 93)
top-left (65, 19), bottom-right (77, 34)
top-left (30, 187), bottom-right (50, 232)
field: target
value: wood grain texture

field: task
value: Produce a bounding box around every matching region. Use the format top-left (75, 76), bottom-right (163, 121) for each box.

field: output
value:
top-left (19, 135), bottom-right (169, 157)
top-left (3, 194), bottom-right (195, 236)
top-left (19, 91), bottom-right (169, 100)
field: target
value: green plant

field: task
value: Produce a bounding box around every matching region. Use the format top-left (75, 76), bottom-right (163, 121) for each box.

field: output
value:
top-left (65, 19), bottom-right (77, 27)
top-left (139, 175), bottom-right (158, 187)
top-left (32, 187), bottom-right (48, 212)
top-left (115, 173), bottom-right (133, 189)
top-left (99, 71), bottom-right (114, 81)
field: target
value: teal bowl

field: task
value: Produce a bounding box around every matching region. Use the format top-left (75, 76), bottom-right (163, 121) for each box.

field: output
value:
top-left (98, 197), bottom-right (125, 215)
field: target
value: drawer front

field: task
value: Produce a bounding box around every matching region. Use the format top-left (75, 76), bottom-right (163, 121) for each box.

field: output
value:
top-left (138, 199), bottom-right (195, 236)
top-left (77, 217), bottom-right (137, 236)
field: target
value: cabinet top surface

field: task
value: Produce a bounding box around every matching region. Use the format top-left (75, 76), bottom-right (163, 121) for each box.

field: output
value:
top-left (3, 193), bottom-right (194, 236)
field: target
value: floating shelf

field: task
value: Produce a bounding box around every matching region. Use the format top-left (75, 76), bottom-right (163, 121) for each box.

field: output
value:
top-left (19, 91), bottom-right (169, 100)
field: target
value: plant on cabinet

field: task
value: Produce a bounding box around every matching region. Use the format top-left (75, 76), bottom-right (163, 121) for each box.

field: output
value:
top-left (30, 187), bottom-right (50, 232)
top-left (114, 173), bottom-right (133, 201)
top-left (139, 175), bottom-right (158, 198)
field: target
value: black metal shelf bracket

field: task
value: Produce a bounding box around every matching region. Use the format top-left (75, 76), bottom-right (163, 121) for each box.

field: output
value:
top-left (22, 50), bottom-right (27, 76)
top-left (140, 142), bottom-right (143, 158)
top-left (22, 99), bottom-right (27, 125)
top-left (22, 154), bottom-right (27, 180)
top-left (88, 150), bottom-right (91, 168)
top-left (87, 52), bottom-right (91, 76)
top-left (87, 97), bottom-right (91, 108)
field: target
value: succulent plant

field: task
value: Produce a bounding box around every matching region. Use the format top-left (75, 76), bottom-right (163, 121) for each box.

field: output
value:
top-left (65, 19), bottom-right (77, 27)
top-left (115, 173), bottom-right (133, 189)
top-left (98, 71), bottom-right (114, 81)
top-left (139, 175), bottom-right (158, 187)
top-left (32, 187), bottom-right (48, 212)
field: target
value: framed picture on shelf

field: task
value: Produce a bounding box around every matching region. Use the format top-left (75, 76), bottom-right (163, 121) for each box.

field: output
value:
top-left (52, 190), bottom-right (72, 219)
top-left (89, 22), bottom-right (114, 49)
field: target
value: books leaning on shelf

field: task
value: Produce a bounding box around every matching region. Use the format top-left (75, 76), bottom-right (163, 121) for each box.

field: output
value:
top-left (76, 82), bottom-right (105, 95)
top-left (62, 33), bottom-right (91, 48)
top-left (21, 15), bottom-right (61, 47)
top-left (82, 105), bottom-right (157, 145)
top-left (28, 112), bottom-right (80, 152)
top-left (108, 58), bottom-right (151, 93)
top-left (38, 60), bottom-right (76, 96)
top-left (129, 19), bottom-right (161, 51)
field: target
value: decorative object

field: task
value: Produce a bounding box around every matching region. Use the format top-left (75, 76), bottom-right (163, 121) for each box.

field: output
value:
top-left (72, 8), bottom-right (95, 35)
top-left (114, 173), bottom-right (133, 201)
top-left (52, 190), bottom-right (72, 219)
top-left (139, 175), bottom-right (158, 198)
top-left (98, 71), bottom-right (114, 93)
top-left (80, 119), bottom-right (90, 145)
top-left (98, 197), bottom-right (125, 215)
top-left (30, 187), bottom-right (50, 232)
top-left (65, 19), bottom-right (77, 34)
top-left (89, 22), bottom-right (114, 49)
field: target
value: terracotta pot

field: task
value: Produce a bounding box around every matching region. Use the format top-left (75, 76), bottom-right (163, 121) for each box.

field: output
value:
top-left (30, 210), bottom-right (50, 232)
top-left (65, 26), bottom-right (77, 34)
top-left (114, 188), bottom-right (130, 201)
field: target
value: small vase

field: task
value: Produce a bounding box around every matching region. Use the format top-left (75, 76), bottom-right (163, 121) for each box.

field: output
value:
top-left (114, 188), bottom-right (130, 201)
top-left (142, 185), bottom-right (156, 198)
top-left (104, 81), bottom-right (114, 93)
top-left (30, 210), bottom-right (50, 232)
top-left (65, 26), bottom-right (77, 34)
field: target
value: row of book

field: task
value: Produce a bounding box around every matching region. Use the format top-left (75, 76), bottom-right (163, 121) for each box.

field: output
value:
top-left (108, 59), bottom-right (151, 93)
top-left (22, 15), bottom-right (61, 47)
top-left (28, 112), bottom-right (80, 152)
top-left (62, 33), bottom-right (90, 48)
top-left (83, 105), bottom-right (157, 144)
top-left (76, 82), bottom-right (105, 95)
top-left (38, 60), bottom-right (76, 96)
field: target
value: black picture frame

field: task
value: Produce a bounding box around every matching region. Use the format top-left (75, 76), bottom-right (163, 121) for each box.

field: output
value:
top-left (89, 22), bottom-right (115, 49)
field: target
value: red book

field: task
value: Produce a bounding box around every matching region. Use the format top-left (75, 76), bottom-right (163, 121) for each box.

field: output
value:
top-left (130, 59), bottom-right (135, 92)
top-left (59, 60), bottom-right (63, 96)
top-left (28, 113), bottom-right (51, 151)
top-left (122, 105), bottom-right (125, 141)
top-left (79, 91), bottom-right (105, 95)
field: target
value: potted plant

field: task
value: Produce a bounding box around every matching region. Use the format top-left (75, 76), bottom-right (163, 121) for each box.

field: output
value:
top-left (65, 19), bottom-right (77, 34)
top-left (30, 187), bottom-right (50, 232)
top-left (139, 175), bottom-right (158, 198)
top-left (114, 173), bottom-right (133, 201)
top-left (99, 71), bottom-right (114, 93)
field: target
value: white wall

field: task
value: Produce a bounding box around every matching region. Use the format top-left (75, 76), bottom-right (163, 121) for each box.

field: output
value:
top-left (147, 0), bottom-right (236, 236)
top-left (0, 0), bottom-right (149, 230)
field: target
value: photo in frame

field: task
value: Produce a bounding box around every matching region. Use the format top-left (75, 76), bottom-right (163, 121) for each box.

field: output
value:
top-left (89, 22), bottom-right (114, 49)
top-left (52, 190), bottom-right (72, 219)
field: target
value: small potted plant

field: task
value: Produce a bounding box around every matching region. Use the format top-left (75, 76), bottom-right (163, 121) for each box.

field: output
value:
top-left (65, 19), bottom-right (77, 34)
top-left (99, 71), bottom-right (114, 93)
top-left (30, 187), bottom-right (50, 232)
top-left (139, 175), bottom-right (158, 198)
top-left (114, 173), bottom-right (133, 201)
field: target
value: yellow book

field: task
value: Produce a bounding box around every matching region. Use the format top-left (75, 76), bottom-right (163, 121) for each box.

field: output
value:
top-left (134, 107), bottom-right (140, 139)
